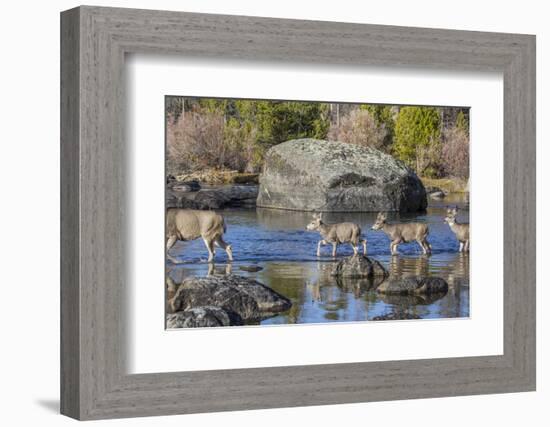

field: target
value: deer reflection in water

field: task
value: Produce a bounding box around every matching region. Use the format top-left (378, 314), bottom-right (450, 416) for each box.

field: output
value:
top-left (206, 262), bottom-right (233, 276)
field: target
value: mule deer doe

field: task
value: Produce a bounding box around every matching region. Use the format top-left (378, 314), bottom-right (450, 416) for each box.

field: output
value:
top-left (444, 207), bottom-right (470, 252)
top-left (166, 209), bottom-right (233, 263)
top-left (306, 213), bottom-right (367, 257)
top-left (371, 212), bottom-right (431, 255)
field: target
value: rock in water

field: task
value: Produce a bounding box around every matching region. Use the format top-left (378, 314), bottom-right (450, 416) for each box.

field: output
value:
top-left (257, 139), bottom-right (427, 212)
top-left (239, 265), bottom-right (264, 272)
top-left (169, 275), bottom-right (291, 322)
top-left (167, 185), bottom-right (259, 210)
top-left (166, 306), bottom-right (243, 328)
top-left (377, 276), bottom-right (448, 295)
top-left (171, 179), bottom-right (201, 193)
top-left (429, 191), bottom-right (445, 199)
top-left (331, 255), bottom-right (388, 279)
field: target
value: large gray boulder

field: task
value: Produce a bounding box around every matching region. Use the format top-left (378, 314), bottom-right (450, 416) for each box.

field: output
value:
top-left (257, 139), bottom-right (427, 212)
top-left (168, 275), bottom-right (291, 322)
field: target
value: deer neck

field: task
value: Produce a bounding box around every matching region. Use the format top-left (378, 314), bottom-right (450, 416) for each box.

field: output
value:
top-left (382, 223), bottom-right (397, 235)
top-left (318, 222), bottom-right (332, 237)
top-left (448, 218), bottom-right (459, 229)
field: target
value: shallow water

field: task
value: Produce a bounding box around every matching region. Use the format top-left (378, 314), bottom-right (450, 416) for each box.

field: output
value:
top-left (167, 193), bottom-right (470, 324)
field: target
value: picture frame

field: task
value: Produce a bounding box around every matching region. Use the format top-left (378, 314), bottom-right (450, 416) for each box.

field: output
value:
top-left (60, 5), bottom-right (536, 420)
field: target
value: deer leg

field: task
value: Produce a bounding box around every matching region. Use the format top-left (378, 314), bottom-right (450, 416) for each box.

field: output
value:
top-left (317, 240), bottom-right (326, 257)
top-left (426, 240), bottom-right (432, 255)
top-left (351, 242), bottom-right (358, 256)
top-left (225, 263), bottom-right (233, 275)
top-left (361, 239), bottom-right (367, 255)
top-left (391, 241), bottom-right (399, 256)
top-left (459, 241), bottom-right (464, 252)
top-left (464, 240), bottom-right (469, 252)
top-left (332, 242), bottom-right (338, 257)
top-left (166, 235), bottom-right (177, 252)
top-left (418, 239), bottom-right (430, 255)
top-left (214, 236), bottom-right (233, 261)
top-left (207, 263), bottom-right (215, 276)
top-left (166, 235), bottom-right (182, 264)
top-left (203, 238), bottom-right (215, 262)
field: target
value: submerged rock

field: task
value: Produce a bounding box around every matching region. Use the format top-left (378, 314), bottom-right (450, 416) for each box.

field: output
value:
top-left (171, 179), bottom-right (201, 193)
top-left (331, 255), bottom-right (388, 279)
top-left (429, 191), bottom-right (446, 199)
top-left (257, 138), bottom-right (427, 212)
top-left (168, 275), bottom-right (291, 323)
top-left (377, 276), bottom-right (448, 295)
top-left (334, 276), bottom-right (386, 294)
top-left (166, 306), bottom-right (243, 328)
top-left (239, 265), bottom-right (264, 273)
top-left (378, 292), bottom-right (447, 306)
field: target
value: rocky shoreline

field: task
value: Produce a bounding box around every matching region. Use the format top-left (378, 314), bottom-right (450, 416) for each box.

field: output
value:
top-left (167, 179), bottom-right (259, 210)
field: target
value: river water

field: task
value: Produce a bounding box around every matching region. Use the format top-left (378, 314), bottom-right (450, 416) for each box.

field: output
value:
top-left (167, 193), bottom-right (470, 324)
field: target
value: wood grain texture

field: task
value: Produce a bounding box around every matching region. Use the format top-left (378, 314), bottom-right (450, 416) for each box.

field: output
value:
top-left (60, 6), bottom-right (536, 420)
top-left (60, 7), bottom-right (80, 419)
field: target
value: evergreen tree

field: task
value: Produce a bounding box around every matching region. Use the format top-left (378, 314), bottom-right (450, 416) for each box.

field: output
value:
top-left (254, 101), bottom-right (330, 146)
top-left (394, 106), bottom-right (441, 175)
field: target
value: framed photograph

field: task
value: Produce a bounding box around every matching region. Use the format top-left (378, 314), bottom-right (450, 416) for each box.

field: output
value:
top-left (61, 6), bottom-right (536, 420)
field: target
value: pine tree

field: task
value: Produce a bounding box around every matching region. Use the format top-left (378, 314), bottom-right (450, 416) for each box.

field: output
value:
top-left (394, 106), bottom-right (441, 176)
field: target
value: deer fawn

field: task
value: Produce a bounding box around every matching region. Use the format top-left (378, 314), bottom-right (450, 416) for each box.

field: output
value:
top-left (444, 207), bottom-right (470, 252)
top-left (371, 212), bottom-right (431, 255)
top-left (306, 213), bottom-right (367, 257)
top-left (166, 209), bottom-right (233, 263)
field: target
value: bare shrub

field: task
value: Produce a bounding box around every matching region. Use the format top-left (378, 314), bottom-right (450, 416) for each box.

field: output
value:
top-left (328, 109), bottom-right (386, 150)
top-left (441, 126), bottom-right (469, 178)
top-left (166, 108), bottom-right (225, 173)
top-left (414, 136), bottom-right (442, 178)
top-left (166, 107), bottom-right (262, 174)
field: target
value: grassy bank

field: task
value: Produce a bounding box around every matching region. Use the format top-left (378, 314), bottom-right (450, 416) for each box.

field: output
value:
top-left (421, 177), bottom-right (469, 194)
top-left (174, 169), bottom-right (259, 185)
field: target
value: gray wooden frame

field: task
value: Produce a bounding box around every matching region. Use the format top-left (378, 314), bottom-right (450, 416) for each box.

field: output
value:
top-left (61, 5), bottom-right (536, 420)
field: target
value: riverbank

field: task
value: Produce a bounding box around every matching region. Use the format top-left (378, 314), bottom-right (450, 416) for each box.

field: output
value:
top-left (171, 169), bottom-right (259, 185)
top-left (167, 169), bottom-right (469, 211)
top-left (421, 177), bottom-right (469, 194)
